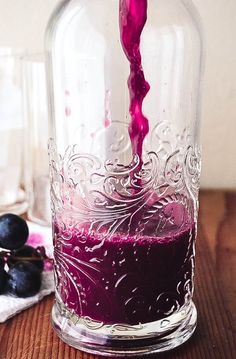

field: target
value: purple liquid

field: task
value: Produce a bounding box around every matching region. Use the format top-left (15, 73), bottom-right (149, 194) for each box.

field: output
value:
top-left (54, 1), bottom-right (195, 325)
top-left (119, 0), bottom-right (150, 161)
top-left (54, 222), bottom-right (194, 325)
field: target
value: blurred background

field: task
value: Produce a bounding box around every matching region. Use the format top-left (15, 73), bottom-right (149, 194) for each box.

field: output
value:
top-left (0, 0), bottom-right (235, 189)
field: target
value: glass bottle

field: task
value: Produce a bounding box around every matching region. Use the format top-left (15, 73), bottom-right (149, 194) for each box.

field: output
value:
top-left (46, 0), bottom-right (204, 356)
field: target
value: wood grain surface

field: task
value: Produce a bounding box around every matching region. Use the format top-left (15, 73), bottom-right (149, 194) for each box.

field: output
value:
top-left (0, 190), bottom-right (236, 359)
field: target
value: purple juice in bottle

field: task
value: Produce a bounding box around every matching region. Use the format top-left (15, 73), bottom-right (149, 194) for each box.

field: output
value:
top-left (53, 0), bottom-right (196, 326)
top-left (54, 220), bottom-right (194, 325)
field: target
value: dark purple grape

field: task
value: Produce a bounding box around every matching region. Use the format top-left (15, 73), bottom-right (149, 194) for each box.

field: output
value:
top-left (6, 262), bottom-right (42, 298)
top-left (0, 267), bottom-right (7, 294)
top-left (0, 214), bottom-right (29, 250)
top-left (8, 245), bottom-right (44, 272)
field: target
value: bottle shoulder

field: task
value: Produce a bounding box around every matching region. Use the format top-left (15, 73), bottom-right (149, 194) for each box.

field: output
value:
top-left (45, 0), bottom-right (81, 52)
top-left (45, 0), bottom-right (204, 54)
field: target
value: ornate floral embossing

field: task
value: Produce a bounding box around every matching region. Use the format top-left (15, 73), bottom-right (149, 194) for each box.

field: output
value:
top-left (185, 145), bottom-right (201, 197)
top-left (49, 121), bottom-right (200, 328)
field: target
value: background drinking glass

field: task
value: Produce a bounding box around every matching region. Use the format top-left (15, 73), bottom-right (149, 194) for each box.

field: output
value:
top-left (23, 54), bottom-right (51, 226)
top-left (0, 48), bottom-right (28, 215)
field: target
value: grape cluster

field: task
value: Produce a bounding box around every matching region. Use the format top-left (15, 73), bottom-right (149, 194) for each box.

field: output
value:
top-left (0, 214), bottom-right (49, 298)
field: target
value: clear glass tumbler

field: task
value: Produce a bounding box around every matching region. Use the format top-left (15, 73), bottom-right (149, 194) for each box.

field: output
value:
top-left (46, 0), bottom-right (204, 356)
top-left (23, 55), bottom-right (51, 226)
top-left (0, 48), bottom-right (28, 215)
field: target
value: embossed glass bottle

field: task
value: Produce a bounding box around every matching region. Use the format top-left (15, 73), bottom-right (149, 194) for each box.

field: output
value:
top-left (46, 0), bottom-right (204, 356)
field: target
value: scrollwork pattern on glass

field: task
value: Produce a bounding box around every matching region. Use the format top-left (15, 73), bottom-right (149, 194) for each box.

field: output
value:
top-left (49, 122), bottom-right (200, 235)
top-left (49, 121), bottom-right (200, 328)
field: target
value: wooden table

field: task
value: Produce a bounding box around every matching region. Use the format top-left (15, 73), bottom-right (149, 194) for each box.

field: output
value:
top-left (0, 191), bottom-right (236, 359)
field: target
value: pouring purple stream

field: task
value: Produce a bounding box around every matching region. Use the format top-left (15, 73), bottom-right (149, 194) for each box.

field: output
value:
top-left (119, 0), bottom-right (150, 161)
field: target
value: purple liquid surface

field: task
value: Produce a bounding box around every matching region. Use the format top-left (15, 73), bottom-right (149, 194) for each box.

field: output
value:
top-left (54, 222), bottom-right (195, 325)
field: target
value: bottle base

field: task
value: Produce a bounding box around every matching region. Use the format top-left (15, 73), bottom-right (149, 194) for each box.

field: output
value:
top-left (52, 301), bottom-right (197, 356)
